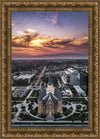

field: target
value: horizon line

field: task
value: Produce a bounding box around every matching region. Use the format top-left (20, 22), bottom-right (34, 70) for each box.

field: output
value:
top-left (12, 58), bottom-right (88, 60)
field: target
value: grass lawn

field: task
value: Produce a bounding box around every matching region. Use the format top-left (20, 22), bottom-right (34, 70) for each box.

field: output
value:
top-left (30, 90), bottom-right (39, 97)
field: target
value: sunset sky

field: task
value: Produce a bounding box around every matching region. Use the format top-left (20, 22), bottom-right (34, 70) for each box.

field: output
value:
top-left (12, 12), bottom-right (88, 59)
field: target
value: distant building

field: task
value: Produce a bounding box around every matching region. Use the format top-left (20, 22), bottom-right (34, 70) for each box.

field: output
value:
top-left (13, 74), bottom-right (34, 86)
top-left (62, 68), bottom-right (80, 85)
top-left (80, 71), bottom-right (88, 94)
top-left (64, 88), bottom-right (73, 97)
top-left (38, 76), bottom-right (63, 119)
top-left (73, 85), bottom-right (86, 97)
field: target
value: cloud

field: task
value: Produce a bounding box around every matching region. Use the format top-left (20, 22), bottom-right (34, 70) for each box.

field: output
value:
top-left (42, 37), bottom-right (88, 53)
top-left (12, 42), bottom-right (27, 48)
top-left (12, 29), bottom-right (40, 47)
top-left (37, 12), bottom-right (63, 27)
top-left (12, 20), bottom-right (15, 27)
top-left (12, 23), bottom-right (15, 27)
top-left (18, 28), bottom-right (37, 35)
top-left (83, 36), bottom-right (88, 40)
top-left (12, 28), bottom-right (88, 58)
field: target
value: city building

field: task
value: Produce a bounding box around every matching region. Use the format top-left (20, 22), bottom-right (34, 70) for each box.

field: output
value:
top-left (64, 88), bottom-right (73, 97)
top-left (62, 68), bottom-right (80, 85)
top-left (80, 71), bottom-right (88, 94)
top-left (73, 85), bottom-right (86, 97)
top-left (13, 74), bottom-right (34, 86)
top-left (38, 76), bottom-right (63, 119)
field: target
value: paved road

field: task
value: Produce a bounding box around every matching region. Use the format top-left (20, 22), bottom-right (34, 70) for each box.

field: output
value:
top-left (12, 104), bottom-right (22, 122)
top-left (23, 89), bottom-right (33, 105)
top-left (12, 120), bottom-right (88, 124)
top-left (12, 120), bottom-right (88, 127)
top-left (34, 66), bottom-right (46, 87)
top-left (12, 125), bottom-right (88, 127)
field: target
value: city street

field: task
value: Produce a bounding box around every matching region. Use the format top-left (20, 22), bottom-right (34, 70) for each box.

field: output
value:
top-left (34, 66), bottom-right (46, 87)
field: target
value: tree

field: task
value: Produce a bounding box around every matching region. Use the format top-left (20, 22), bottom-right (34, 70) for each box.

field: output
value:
top-left (12, 107), bottom-right (18, 112)
top-left (30, 110), bottom-right (37, 115)
top-left (13, 101), bottom-right (16, 105)
top-left (76, 105), bottom-right (82, 109)
top-left (80, 112), bottom-right (85, 123)
top-left (54, 112), bottom-right (61, 118)
top-left (78, 112), bottom-right (85, 122)
top-left (70, 115), bottom-right (74, 123)
top-left (65, 109), bottom-right (72, 116)
top-left (21, 106), bottom-right (25, 110)
top-left (40, 113), bottom-right (46, 118)
top-left (28, 103), bottom-right (33, 110)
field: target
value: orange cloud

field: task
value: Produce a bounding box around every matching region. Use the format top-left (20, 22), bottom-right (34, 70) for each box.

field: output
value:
top-left (12, 28), bottom-right (88, 58)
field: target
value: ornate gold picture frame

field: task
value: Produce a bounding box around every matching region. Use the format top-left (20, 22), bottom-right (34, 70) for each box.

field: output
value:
top-left (0, 0), bottom-right (100, 138)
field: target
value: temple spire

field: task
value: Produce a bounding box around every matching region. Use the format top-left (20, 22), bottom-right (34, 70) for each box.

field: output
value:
top-left (48, 75), bottom-right (53, 86)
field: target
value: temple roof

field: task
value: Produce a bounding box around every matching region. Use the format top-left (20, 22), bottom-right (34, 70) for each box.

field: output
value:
top-left (39, 79), bottom-right (62, 103)
top-left (43, 93), bottom-right (58, 105)
top-left (38, 88), bottom-right (46, 101)
top-left (54, 87), bottom-right (62, 101)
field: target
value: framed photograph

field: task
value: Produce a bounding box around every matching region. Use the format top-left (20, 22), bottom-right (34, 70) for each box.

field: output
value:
top-left (0, 0), bottom-right (100, 138)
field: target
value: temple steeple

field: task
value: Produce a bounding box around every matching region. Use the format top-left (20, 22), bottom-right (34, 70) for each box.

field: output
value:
top-left (48, 75), bottom-right (53, 86)
top-left (46, 75), bottom-right (54, 94)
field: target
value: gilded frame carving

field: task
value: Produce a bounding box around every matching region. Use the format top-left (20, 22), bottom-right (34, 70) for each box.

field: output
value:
top-left (0, 0), bottom-right (100, 138)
